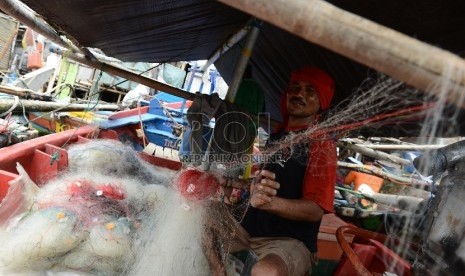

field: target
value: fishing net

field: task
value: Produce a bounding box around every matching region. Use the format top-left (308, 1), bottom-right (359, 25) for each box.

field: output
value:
top-left (1, 62), bottom-right (464, 276)
top-left (0, 140), bottom-right (173, 276)
top-left (67, 139), bottom-right (173, 186)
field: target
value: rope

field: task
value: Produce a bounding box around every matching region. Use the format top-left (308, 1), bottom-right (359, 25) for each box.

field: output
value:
top-left (160, 103), bottom-right (183, 128)
top-left (48, 83), bottom-right (75, 98)
top-left (49, 66), bottom-right (105, 165)
top-left (137, 101), bottom-right (148, 148)
top-left (158, 100), bottom-right (184, 147)
top-left (0, 113), bottom-right (14, 134)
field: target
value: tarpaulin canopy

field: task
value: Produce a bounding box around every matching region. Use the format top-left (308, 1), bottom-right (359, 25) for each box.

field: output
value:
top-left (2, 0), bottom-right (465, 135)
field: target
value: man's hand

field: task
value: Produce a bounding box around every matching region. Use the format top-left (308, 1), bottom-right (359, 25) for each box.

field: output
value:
top-left (250, 170), bottom-right (280, 208)
top-left (219, 176), bottom-right (251, 204)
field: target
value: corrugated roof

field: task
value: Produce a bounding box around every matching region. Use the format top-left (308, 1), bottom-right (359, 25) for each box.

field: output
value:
top-left (0, 13), bottom-right (19, 71)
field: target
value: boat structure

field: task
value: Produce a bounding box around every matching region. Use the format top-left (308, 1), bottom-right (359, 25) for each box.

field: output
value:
top-left (1, 16), bottom-right (224, 154)
top-left (1, 0), bottom-right (465, 275)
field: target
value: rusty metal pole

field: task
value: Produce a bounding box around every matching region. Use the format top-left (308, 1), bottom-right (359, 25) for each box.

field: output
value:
top-left (215, 0), bottom-right (465, 106)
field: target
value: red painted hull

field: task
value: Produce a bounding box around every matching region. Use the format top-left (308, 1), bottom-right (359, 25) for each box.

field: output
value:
top-left (0, 126), bottom-right (181, 203)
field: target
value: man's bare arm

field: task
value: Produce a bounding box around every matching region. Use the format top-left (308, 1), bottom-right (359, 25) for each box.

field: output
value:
top-left (257, 196), bottom-right (324, 222)
top-left (250, 170), bottom-right (324, 222)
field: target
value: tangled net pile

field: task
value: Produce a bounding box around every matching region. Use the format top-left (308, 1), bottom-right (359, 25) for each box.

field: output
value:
top-left (0, 140), bottom-right (174, 275)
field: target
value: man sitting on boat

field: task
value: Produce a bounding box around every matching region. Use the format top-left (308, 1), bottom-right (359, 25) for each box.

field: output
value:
top-left (228, 66), bottom-right (337, 275)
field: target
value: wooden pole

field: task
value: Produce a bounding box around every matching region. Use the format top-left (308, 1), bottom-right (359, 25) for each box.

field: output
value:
top-left (215, 0), bottom-right (465, 106)
top-left (66, 52), bottom-right (195, 101)
top-left (342, 143), bottom-right (411, 166)
top-left (0, 98), bottom-right (119, 112)
top-left (371, 193), bottom-right (425, 211)
top-left (0, 85), bottom-right (53, 101)
top-left (361, 144), bottom-right (449, 151)
top-left (338, 161), bottom-right (428, 186)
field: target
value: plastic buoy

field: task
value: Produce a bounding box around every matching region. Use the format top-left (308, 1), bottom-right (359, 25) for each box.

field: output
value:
top-left (176, 168), bottom-right (220, 201)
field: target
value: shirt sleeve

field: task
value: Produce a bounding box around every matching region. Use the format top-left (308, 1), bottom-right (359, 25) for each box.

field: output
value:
top-left (302, 139), bottom-right (337, 213)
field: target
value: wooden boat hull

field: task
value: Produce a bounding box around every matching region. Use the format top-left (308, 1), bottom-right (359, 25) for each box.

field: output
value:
top-left (0, 126), bottom-right (180, 186)
top-left (28, 99), bottom-right (188, 151)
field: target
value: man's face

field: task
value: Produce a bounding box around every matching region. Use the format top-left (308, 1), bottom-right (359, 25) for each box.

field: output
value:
top-left (286, 80), bottom-right (320, 118)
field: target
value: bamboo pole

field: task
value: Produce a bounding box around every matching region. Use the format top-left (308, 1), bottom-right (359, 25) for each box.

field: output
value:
top-left (338, 161), bottom-right (428, 186)
top-left (342, 143), bottom-right (411, 166)
top-left (0, 85), bottom-right (52, 101)
top-left (368, 137), bottom-right (416, 145)
top-left (370, 193), bottom-right (425, 211)
top-left (0, 98), bottom-right (119, 112)
top-left (362, 144), bottom-right (448, 151)
top-left (215, 0), bottom-right (465, 106)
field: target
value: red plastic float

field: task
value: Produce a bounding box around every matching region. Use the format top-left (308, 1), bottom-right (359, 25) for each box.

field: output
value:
top-left (176, 168), bottom-right (220, 201)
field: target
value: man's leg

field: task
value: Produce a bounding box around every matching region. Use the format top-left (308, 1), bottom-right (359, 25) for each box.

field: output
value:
top-left (251, 253), bottom-right (288, 276)
top-left (249, 237), bottom-right (312, 276)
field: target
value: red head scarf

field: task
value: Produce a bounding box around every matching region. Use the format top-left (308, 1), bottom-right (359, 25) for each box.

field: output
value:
top-left (279, 67), bottom-right (335, 130)
top-left (289, 66), bottom-right (335, 111)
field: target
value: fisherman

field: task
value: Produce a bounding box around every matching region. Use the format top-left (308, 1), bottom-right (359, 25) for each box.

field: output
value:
top-left (229, 66), bottom-right (337, 275)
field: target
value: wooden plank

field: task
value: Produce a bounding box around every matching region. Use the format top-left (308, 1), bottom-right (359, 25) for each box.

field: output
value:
top-left (143, 143), bottom-right (157, 155)
top-left (0, 14), bottom-right (19, 70)
top-left (58, 58), bottom-right (79, 100)
top-left (318, 214), bottom-right (354, 260)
